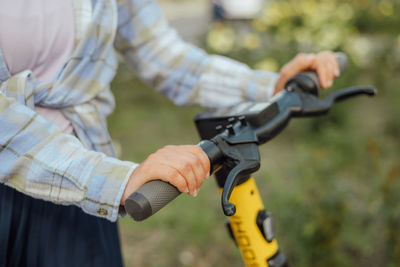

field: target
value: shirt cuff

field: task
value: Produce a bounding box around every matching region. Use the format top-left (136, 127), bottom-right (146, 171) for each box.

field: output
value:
top-left (81, 157), bottom-right (139, 222)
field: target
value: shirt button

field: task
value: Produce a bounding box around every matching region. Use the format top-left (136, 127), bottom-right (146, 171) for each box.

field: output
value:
top-left (98, 208), bottom-right (108, 216)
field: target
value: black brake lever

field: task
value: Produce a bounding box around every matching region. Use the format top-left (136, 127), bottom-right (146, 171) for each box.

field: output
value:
top-left (206, 135), bottom-right (261, 216)
top-left (298, 86), bottom-right (377, 116)
top-left (324, 86), bottom-right (377, 104)
top-left (222, 159), bottom-right (260, 216)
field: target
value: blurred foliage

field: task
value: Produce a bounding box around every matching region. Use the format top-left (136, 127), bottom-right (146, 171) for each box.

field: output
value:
top-left (207, 0), bottom-right (400, 83)
top-left (110, 0), bottom-right (400, 266)
top-left (205, 0), bottom-right (400, 266)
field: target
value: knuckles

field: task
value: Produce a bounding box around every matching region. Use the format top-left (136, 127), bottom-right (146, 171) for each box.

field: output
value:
top-left (181, 161), bottom-right (192, 174)
top-left (167, 168), bottom-right (179, 179)
top-left (186, 155), bottom-right (198, 167)
top-left (145, 145), bottom-right (209, 192)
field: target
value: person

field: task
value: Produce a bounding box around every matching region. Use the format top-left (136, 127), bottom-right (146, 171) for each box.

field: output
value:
top-left (0, 0), bottom-right (339, 266)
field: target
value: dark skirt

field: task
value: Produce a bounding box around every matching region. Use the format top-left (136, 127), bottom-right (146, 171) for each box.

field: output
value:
top-left (0, 184), bottom-right (123, 267)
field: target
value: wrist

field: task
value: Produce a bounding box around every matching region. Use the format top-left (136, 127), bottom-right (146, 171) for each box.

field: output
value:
top-left (120, 164), bottom-right (144, 205)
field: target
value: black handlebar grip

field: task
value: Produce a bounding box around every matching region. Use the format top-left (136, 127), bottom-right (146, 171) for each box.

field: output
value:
top-left (125, 180), bottom-right (180, 221)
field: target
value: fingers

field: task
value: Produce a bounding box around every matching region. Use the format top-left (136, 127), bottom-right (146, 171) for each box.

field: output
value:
top-left (164, 145), bottom-right (210, 196)
top-left (274, 53), bottom-right (315, 93)
top-left (178, 145), bottom-right (210, 177)
top-left (160, 147), bottom-right (200, 196)
top-left (158, 163), bottom-right (190, 193)
top-left (274, 51), bottom-right (340, 94)
top-left (125, 145), bottom-right (210, 201)
top-left (121, 153), bottom-right (189, 204)
top-left (142, 153), bottom-right (190, 193)
top-left (314, 51), bottom-right (339, 89)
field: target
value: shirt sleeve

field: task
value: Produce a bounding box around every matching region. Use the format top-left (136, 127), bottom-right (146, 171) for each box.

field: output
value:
top-left (114, 0), bottom-right (279, 108)
top-left (0, 91), bottom-right (138, 222)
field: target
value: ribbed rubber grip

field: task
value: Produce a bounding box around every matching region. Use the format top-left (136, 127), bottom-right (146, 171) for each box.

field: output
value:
top-left (125, 180), bottom-right (180, 221)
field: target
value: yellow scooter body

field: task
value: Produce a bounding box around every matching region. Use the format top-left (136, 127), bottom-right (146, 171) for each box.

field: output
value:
top-left (221, 177), bottom-right (280, 267)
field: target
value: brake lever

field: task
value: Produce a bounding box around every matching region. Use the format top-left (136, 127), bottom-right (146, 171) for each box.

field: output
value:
top-left (202, 130), bottom-right (261, 217)
top-left (324, 86), bottom-right (377, 104)
top-left (298, 85), bottom-right (377, 116)
top-left (220, 142), bottom-right (260, 216)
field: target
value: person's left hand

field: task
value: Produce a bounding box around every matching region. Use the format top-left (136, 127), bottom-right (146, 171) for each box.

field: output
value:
top-left (274, 51), bottom-right (340, 94)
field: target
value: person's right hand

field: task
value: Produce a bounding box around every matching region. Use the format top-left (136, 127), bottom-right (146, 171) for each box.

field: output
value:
top-left (121, 145), bottom-right (210, 205)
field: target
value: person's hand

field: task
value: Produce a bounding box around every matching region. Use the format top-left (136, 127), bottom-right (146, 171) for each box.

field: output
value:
top-left (121, 145), bottom-right (210, 205)
top-left (274, 51), bottom-right (340, 94)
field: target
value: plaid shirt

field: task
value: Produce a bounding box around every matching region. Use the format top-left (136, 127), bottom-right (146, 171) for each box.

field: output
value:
top-left (0, 0), bottom-right (278, 221)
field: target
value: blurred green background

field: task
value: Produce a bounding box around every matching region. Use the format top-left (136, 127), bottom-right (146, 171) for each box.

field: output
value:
top-left (108, 0), bottom-right (400, 266)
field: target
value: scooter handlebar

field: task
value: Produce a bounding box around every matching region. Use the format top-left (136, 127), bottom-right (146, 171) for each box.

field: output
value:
top-left (124, 52), bottom-right (351, 222)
